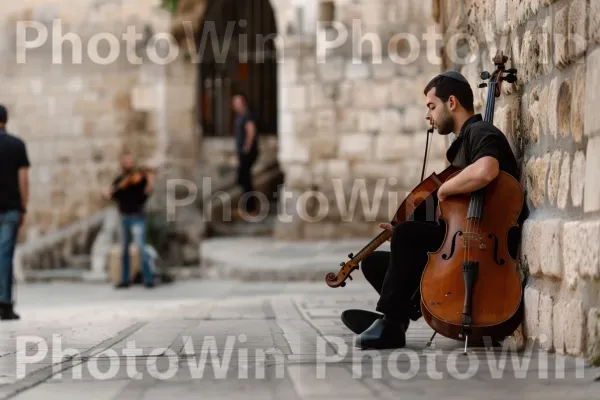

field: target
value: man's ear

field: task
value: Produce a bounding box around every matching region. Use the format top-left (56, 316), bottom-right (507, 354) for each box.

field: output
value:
top-left (447, 95), bottom-right (458, 111)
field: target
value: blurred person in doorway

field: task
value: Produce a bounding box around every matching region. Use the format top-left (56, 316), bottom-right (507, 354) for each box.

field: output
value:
top-left (0, 105), bottom-right (29, 320)
top-left (232, 93), bottom-right (259, 216)
top-left (103, 151), bottom-right (155, 289)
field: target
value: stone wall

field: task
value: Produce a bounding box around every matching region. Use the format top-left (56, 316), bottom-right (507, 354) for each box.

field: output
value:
top-left (436, 0), bottom-right (600, 362)
top-left (0, 0), bottom-right (200, 261)
top-left (273, 0), bottom-right (449, 240)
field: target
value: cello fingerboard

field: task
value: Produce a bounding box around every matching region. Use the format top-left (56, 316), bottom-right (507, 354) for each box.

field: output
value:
top-left (466, 188), bottom-right (485, 221)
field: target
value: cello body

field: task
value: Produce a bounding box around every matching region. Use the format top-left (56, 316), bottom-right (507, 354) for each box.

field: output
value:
top-left (420, 170), bottom-right (524, 342)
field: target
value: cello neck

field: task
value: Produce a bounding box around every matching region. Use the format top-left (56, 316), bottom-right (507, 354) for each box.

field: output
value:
top-left (483, 80), bottom-right (497, 124)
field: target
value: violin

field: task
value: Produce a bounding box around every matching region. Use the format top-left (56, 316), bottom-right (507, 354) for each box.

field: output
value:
top-left (420, 52), bottom-right (522, 349)
top-left (112, 168), bottom-right (149, 192)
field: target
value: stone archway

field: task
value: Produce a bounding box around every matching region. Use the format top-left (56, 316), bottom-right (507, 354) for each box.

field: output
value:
top-left (194, 0), bottom-right (279, 138)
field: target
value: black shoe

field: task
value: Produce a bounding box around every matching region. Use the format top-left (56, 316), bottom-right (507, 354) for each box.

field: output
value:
top-left (341, 309), bottom-right (382, 334)
top-left (144, 282), bottom-right (155, 288)
top-left (0, 303), bottom-right (20, 320)
top-left (354, 315), bottom-right (406, 350)
top-left (115, 282), bottom-right (130, 289)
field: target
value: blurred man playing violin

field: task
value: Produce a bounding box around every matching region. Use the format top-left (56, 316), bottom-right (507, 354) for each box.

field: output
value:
top-left (103, 151), bottom-right (155, 289)
top-left (343, 71), bottom-right (524, 350)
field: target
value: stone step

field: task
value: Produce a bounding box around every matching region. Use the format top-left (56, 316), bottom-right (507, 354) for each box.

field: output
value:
top-left (24, 268), bottom-right (88, 283)
top-left (200, 236), bottom-right (390, 282)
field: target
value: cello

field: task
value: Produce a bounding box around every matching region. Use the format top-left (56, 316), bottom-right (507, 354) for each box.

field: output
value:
top-left (420, 52), bottom-right (522, 351)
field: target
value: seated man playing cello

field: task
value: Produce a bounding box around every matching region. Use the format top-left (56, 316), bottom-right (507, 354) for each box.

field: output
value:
top-left (342, 71), bottom-right (525, 350)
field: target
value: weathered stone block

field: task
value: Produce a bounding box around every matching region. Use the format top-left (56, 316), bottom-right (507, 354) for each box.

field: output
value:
top-left (553, 300), bottom-right (566, 354)
top-left (403, 105), bottom-right (426, 132)
top-left (571, 151), bottom-right (585, 207)
top-left (524, 285), bottom-right (540, 339)
top-left (539, 218), bottom-right (563, 278)
top-left (283, 84), bottom-right (307, 110)
top-left (571, 65), bottom-right (586, 142)
top-left (554, 5), bottom-right (569, 69)
top-left (547, 77), bottom-right (559, 138)
top-left (357, 110), bottom-right (380, 133)
top-left (547, 150), bottom-right (561, 206)
top-left (539, 16), bottom-right (554, 76)
top-left (557, 152), bottom-right (571, 210)
top-left (389, 77), bottom-right (422, 108)
top-left (520, 26), bottom-right (541, 84)
top-left (538, 292), bottom-right (554, 351)
top-left (577, 221), bottom-right (600, 279)
top-left (563, 221), bottom-right (592, 288)
top-left (345, 63), bottom-right (370, 80)
top-left (591, 0), bottom-right (600, 44)
top-left (328, 160), bottom-right (350, 180)
top-left (337, 109), bottom-right (360, 133)
top-left (585, 48), bottom-right (600, 136)
top-left (278, 131), bottom-right (310, 163)
top-left (285, 164), bottom-right (312, 189)
top-left (281, 58), bottom-right (298, 84)
top-left (587, 308), bottom-right (600, 363)
top-left (309, 135), bottom-right (337, 160)
top-left (527, 87), bottom-right (540, 143)
top-left (564, 298), bottom-right (585, 356)
top-left (317, 57), bottom-right (344, 82)
top-left (568, 0), bottom-right (588, 62)
top-left (338, 134), bottom-right (373, 161)
top-left (521, 219), bottom-right (542, 276)
top-left (525, 155), bottom-right (548, 208)
top-left (584, 136), bottom-right (600, 212)
top-left (378, 109), bottom-right (403, 134)
top-left (372, 61), bottom-right (396, 80)
top-left (374, 134), bottom-right (413, 161)
top-left (353, 82), bottom-right (390, 109)
top-left (316, 109), bottom-right (336, 132)
top-left (557, 79), bottom-right (572, 138)
top-left (495, 0), bottom-right (510, 35)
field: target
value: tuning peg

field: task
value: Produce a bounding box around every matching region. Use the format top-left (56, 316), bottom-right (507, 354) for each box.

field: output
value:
top-left (480, 71), bottom-right (490, 80)
top-left (340, 262), bottom-right (345, 266)
top-left (348, 253), bottom-right (354, 259)
top-left (504, 74), bottom-right (517, 83)
top-left (348, 275), bottom-right (353, 281)
top-left (478, 83), bottom-right (487, 88)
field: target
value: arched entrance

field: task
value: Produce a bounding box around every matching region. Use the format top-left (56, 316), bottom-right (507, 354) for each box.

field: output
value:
top-left (196, 0), bottom-right (278, 138)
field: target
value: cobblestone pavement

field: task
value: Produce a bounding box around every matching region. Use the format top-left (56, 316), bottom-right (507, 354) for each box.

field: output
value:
top-left (0, 279), bottom-right (597, 399)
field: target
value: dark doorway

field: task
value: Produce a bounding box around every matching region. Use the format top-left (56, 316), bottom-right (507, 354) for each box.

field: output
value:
top-left (196, 0), bottom-right (278, 138)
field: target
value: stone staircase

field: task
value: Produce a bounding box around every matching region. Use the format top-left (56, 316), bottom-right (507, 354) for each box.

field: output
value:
top-left (14, 209), bottom-right (109, 283)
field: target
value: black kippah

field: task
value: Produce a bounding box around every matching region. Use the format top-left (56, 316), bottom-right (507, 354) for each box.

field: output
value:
top-left (439, 70), bottom-right (469, 85)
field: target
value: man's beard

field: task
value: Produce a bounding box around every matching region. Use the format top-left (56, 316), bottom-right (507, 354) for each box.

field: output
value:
top-left (436, 106), bottom-right (454, 136)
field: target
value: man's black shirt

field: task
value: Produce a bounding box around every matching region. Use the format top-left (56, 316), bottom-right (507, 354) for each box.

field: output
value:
top-left (0, 129), bottom-right (30, 213)
top-left (446, 114), bottom-right (519, 181)
top-left (111, 172), bottom-right (148, 215)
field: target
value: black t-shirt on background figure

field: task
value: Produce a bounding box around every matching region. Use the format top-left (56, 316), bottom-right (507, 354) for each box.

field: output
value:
top-left (111, 173), bottom-right (149, 215)
top-left (0, 129), bottom-right (30, 213)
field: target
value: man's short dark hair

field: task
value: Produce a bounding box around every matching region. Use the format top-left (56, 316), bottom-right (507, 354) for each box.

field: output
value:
top-left (423, 75), bottom-right (474, 112)
top-left (0, 105), bottom-right (7, 124)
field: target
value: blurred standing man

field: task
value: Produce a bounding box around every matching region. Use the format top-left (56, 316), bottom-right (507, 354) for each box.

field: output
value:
top-left (103, 151), bottom-right (155, 289)
top-left (0, 105), bottom-right (29, 320)
top-left (232, 94), bottom-right (259, 214)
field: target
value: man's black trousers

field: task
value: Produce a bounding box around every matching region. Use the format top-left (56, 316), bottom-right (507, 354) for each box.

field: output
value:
top-left (361, 221), bottom-right (444, 325)
top-left (237, 150), bottom-right (258, 211)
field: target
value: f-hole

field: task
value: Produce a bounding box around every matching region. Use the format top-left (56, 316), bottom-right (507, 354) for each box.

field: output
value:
top-left (442, 231), bottom-right (463, 260)
top-left (488, 233), bottom-right (505, 265)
